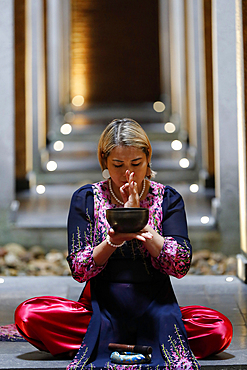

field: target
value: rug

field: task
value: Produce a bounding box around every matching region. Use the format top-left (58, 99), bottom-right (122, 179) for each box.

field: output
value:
top-left (0, 323), bottom-right (26, 342)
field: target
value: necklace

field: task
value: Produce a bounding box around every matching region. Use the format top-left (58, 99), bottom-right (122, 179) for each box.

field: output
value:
top-left (109, 178), bottom-right (146, 205)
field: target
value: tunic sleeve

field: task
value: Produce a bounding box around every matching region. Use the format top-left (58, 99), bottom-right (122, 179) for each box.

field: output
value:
top-left (151, 186), bottom-right (192, 279)
top-left (67, 185), bottom-right (106, 283)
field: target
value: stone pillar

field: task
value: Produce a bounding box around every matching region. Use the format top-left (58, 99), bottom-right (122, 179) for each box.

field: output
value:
top-left (46, 0), bottom-right (63, 135)
top-left (236, 0), bottom-right (247, 282)
top-left (0, 0), bottom-right (15, 211)
top-left (202, 0), bottom-right (215, 186)
top-left (59, 0), bottom-right (71, 111)
top-left (15, 0), bottom-right (30, 191)
top-left (159, 0), bottom-right (171, 116)
top-left (168, 0), bottom-right (187, 130)
top-left (184, 0), bottom-right (206, 170)
top-left (26, 0), bottom-right (46, 174)
top-left (212, 0), bottom-right (241, 255)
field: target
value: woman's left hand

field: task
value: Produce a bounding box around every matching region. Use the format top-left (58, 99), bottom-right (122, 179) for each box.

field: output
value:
top-left (120, 171), bottom-right (140, 208)
top-left (108, 228), bottom-right (153, 244)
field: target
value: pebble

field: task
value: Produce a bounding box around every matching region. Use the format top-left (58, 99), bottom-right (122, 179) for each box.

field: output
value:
top-left (0, 244), bottom-right (237, 276)
top-left (189, 249), bottom-right (237, 276)
top-left (0, 244), bottom-right (70, 277)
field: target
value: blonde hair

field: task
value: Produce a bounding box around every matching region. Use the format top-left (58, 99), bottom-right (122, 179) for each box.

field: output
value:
top-left (98, 118), bottom-right (156, 179)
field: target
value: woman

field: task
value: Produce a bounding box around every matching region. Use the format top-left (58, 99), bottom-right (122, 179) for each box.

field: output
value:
top-left (15, 118), bottom-right (232, 370)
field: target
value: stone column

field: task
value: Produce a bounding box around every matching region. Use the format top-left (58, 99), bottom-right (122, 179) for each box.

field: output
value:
top-left (184, 0), bottom-right (206, 170)
top-left (236, 0), bottom-right (247, 282)
top-left (0, 0), bottom-right (15, 211)
top-left (15, 0), bottom-right (29, 191)
top-left (212, 0), bottom-right (241, 255)
top-left (168, 0), bottom-right (187, 130)
top-left (159, 0), bottom-right (171, 116)
top-left (59, 0), bottom-right (71, 111)
top-left (46, 0), bottom-right (62, 135)
top-left (202, 0), bottom-right (215, 186)
top-left (26, 0), bottom-right (46, 174)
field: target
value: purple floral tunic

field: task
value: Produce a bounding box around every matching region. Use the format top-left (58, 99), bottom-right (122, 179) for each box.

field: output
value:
top-left (67, 180), bottom-right (201, 370)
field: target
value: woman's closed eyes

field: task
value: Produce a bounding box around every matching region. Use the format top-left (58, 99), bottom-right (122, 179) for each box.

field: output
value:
top-left (113, 162), bottom-right (141, 168)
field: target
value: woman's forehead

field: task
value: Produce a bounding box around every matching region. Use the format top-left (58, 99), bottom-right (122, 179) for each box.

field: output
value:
top-left (108, 146), bottom-right (145, 159)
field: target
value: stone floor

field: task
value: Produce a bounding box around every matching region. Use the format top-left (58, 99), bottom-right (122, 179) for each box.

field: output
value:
top-left (0, 275), bottom-right (247, 369)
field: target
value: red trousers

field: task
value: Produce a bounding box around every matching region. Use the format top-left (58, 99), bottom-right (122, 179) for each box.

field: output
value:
top-left (15, 283), bottom-right (233, 360)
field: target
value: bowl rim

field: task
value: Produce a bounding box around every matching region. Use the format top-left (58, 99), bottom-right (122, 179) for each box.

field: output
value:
top-left (106, 207), bottom-right (148, 212)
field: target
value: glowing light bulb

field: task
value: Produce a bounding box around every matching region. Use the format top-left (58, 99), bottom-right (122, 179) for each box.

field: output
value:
top-left (72, 95), bottom-right (84, 107)
top-left (164, 122), bottom-right (176, 133)
top-left (60, 123), bottom-right (72, 135)
top-left (46, 161), bottom-right (57, 172)
top-left (179, 158), bottom-right (190, 168)
top-left (64, 112), bottom-right (75, 122)
top-left (153, 101), bottom-right (166, 113)
top-left (190, 184), bottom-right (199, 193)
top-left (36, 185), bottom-right (46, 194)
top-left (201, 216), bottom-right (210, 224)
top-left (53, 141), bottom-right (64, 151)
top-left (171, 140), bottom-right (182, 151)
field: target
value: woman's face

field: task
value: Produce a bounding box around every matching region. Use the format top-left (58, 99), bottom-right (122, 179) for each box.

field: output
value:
top-left (106, 145), bottom-right (148, 192)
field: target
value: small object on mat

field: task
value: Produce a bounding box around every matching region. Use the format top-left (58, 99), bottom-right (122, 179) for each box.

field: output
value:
top-left (108, 343), bottom-right (153, 355)
top-left (110, 351), bottom-right (151, 364)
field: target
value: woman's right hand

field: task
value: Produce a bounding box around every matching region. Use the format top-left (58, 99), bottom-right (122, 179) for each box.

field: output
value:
top-left (120, 171), bottom-right (141, 208)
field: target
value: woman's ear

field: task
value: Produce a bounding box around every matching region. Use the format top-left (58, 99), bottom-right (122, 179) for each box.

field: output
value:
top-left (101, 153), bottom-right (107, 168)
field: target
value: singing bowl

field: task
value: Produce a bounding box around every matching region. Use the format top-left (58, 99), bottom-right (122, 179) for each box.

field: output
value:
top-left (106, 208), bottom-right (149, 233)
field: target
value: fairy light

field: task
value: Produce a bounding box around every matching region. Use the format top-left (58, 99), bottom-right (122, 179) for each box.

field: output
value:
top-left (153, 101), bottom-right (166, 113)
top-left (190, 184), bottom-right (199, 193)
top-left (72, 95), bottom-right (84, 107)
top-left (64, 112), bottom-right (75, 122)
top-left (36, 185), bottom-right (46, 194)
top-left (164, 122), bottom-right (176, 133)
top-left (46, 161), bottom-right (57, 172)
top-left (201, 216), bottom-right (210, 224)
top-left (60, 123), bottom-right (72, 135)
top-left (53, 141), bottom-right (64, 151)
top-left (179, 158), bottom-right (190, 168)
top-left (171, 140), bottom-right (182, 151)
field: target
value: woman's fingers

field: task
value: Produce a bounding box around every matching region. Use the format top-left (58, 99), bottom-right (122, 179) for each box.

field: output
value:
top-left (121, 172), bottom-right (140, 208)
top-left (120, 184), bottom-right (129, 203)
top-left (136, 231), bottom-right (153, 241)
top-left (108, 228), bottom-right (115, 236)
top-left (108, 229), bottom-right (153, 243)
top-left (125, 170), bottom-right (130, 182)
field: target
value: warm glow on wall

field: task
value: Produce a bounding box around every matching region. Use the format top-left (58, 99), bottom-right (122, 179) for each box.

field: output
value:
top-left (70, 1), bottom-right (88, 105)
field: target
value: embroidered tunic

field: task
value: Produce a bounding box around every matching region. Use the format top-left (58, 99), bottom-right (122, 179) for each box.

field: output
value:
top-left (66, 180), bottom-right (201, 370)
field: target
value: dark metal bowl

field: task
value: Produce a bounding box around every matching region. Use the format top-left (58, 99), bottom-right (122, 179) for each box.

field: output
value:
top-left (106, 208), bottom-right (149, 233)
